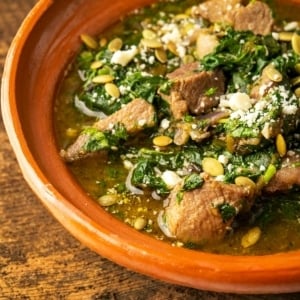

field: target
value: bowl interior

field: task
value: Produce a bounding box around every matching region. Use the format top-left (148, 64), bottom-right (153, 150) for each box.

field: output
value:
top-left (3, 0), bottom-right (300, 293)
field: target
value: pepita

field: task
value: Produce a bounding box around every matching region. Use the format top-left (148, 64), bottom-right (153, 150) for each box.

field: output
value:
top-left (65, 128), bottom-right (78, 138)
top-left (142, 29), bottom-right (157, 40)
top-left (264, 64), bottom-right (283, 82)
top-left (292, 32), bottom-right (300, 55)
top-left (294, 87), bottom-right (300, 97)
top-left (174, 13), bottom-right (188, 20)
top-left (278, 31), bottom-right (293, 41)
top-left (105, 83), bottom-right (120, 98)
top-left (155, 48), bottom-right (167, 63)
top-left (167, 41), bottom-right (179, 56)
top-left (226, 134), bottom-right (235, 153)
top-left (97, 194), bottom-right (119, 206)
top-left (153, 135), bottom-right (173, 147)
top-left (241, 227), bottom-right (261, 248)
top-left (90, 60), bottom-right (104, 70)
top-left (235, 176), bottom-right (256, 190)
top-left (202, 157), bottom-right (224, 177)
top-left (276, 133), bottom-right (287, 157)
top-left (133, 217), bottom-right (147, 230)
top-left (141, 38), bottom-right (163, 49)
top-left (99, 37), bottom-right (107, 47)
top-left (291, 75), bottom-right (300, 87)
top-left (295, 63), bottom-right (300, 74)
top-left (80, 34), bottom-right (98, 49)
top-left (108, 37), bottom-right (123, 52)
top-left (92, 74), bottom-right (114, 84)
top-left (182, 54), bottom-right (194, 64)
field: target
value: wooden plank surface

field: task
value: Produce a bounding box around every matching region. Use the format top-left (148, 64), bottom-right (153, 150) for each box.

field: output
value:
top-left (1, 0), bottom-right (300, 299)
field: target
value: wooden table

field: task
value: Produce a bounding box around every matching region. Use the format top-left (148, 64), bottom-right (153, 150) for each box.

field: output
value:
top-left (0, 1), bottom-right (300, 299)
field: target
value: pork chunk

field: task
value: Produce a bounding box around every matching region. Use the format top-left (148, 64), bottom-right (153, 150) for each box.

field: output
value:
top-left (233, 1), bottom-right (274, 36)
top-left (194, 0), bottom-right (274, 36)
top-left (264, 154), bottom-right (300, 193)
top-left (192, 0), bottom-right (241, 25)
top-left (163, 180), bottom-right (254, 244)
top-left (167, 62), bottom-right (225, 116)
top-left (61, 98), bottom-right (156, 162)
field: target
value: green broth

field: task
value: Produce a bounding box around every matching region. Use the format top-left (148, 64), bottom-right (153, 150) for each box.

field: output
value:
top-left (54, 0), bottom-right (300, 255)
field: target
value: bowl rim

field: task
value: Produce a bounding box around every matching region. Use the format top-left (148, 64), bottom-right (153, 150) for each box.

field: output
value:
top-left (2, 0), bottom-right (300, 294)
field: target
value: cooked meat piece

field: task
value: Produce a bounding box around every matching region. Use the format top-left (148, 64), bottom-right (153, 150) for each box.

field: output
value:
top-left (192, 0), bottom-right (241, 25)
top-left (93, 98), bottom-right (156, 132)
top-left (233, 1), bottom-right (274, 36)
top-left (264, 154), bottom-right (300, 193)
top-left (160, 90), bottom-right (188, 120)
top-left (193, 0), bottom-right (273, 36)
top-left (167, 62), bottom-right (225, 116)
top-left (61, 98), bottom-right (156, 162)
top-left (163, 179), bottom-right (255, 244)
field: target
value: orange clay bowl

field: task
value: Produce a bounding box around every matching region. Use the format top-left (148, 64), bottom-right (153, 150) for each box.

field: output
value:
top-left (2, 0), bottom-right (300, 294)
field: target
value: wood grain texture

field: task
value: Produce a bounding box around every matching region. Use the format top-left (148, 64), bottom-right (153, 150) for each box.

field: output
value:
top-left (1, 1), bottom-right (300, 299)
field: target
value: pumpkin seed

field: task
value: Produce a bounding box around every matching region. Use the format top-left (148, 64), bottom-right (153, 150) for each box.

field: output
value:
top-left (155, 48), bottom-right (167, 63)
top-left (65, 128), bottom-right (78, 138)
top-left (174, 13), bottom-right (188, 20)
top-left (99, 37), bottom-right (107, 47)
top-left (202, 157), bottom-right (224, 177)
top-left (235, 176), bottom-right (256, 190)
top-left (167, 41), bottom-right (179, 56)
top-left (294, 87), bottom-right (300, 97)
top-left (241, 227), bottom-right (261, 248)
top-left (278, 31), bottom-right (293, 41)
top-left (142, 29), bottom-right (157, 40)
top-left (105, 83), bottom-right (120, 98)
top-left (291, 76), bottom-right (300, 87)
top-left (295, 63), bottom-right (300, 74)
top-left (108, 37), bottom-right (123, 52)
top-left (133, 217), bottom-right (147, 230)
top-left (80, 34), bottom-right (98, 49)
top-left (92, 74), bottom-right (114, 84)
top-left (153, 135), bottom-right (173, 147)
top-left (292, 32), bottom-right (300, 55)
top-left (182, 54), bottom-right (194, 64)
top-left (276, 133), bottom-right (287, 157)
top-left (264, 64), bottom-right (283, 82)
top-left (141, 38), bottom-right (163, 48)
top-left (90, 60), bottom-right (104, 70)
top-left (226, 134), bottom-right (235, 153)
top-left (97, 194), bottom-right (119, 206)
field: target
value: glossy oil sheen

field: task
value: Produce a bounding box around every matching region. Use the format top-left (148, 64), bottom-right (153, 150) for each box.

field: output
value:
top-left (2, 0), bottom-right (300, 293)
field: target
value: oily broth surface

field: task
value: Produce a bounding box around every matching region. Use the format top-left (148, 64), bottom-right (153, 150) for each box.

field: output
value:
top-left (54, 0), bottom-right (300, 255)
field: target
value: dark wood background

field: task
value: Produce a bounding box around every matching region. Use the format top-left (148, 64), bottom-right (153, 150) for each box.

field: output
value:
top-left (1, 1), bottom-right (300, 299)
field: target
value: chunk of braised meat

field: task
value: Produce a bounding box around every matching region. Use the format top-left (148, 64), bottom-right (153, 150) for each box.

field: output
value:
top-left (61, 98), bottom-right (156, 162)
top-left (193, 0), bottom-right (274, 36)
top-left (233, 1), bottom-right (274, 36)
top-left (163, 179), bottom-right (255, 244)
top-left (173, 110), bottom-right (230, 146)
top-left (192, 0), bottom-right (241, 25)
top-left (167, 62), bottom-right (225, 117)
top-left (264, 154), bottom-right (300, 193)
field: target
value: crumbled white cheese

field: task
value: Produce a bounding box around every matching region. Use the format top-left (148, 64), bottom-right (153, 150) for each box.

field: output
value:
top-left (218, 154), bottom-right (229, 165)
top-left (161, 170), bottom-right (182, 189)
top-left (111, 46), bottom-right (138, 67)
top-left (160, 118), bottom-right (170, 129)
top-left (228, 92), bottom-right (252, 111)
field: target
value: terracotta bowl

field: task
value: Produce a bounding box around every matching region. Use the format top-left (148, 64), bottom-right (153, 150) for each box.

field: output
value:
top-left (2, 0), bottom-right (300, 294)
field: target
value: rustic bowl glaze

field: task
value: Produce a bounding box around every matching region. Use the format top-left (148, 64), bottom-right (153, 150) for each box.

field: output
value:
top-left (2, 0), bottom-right (300, 293)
